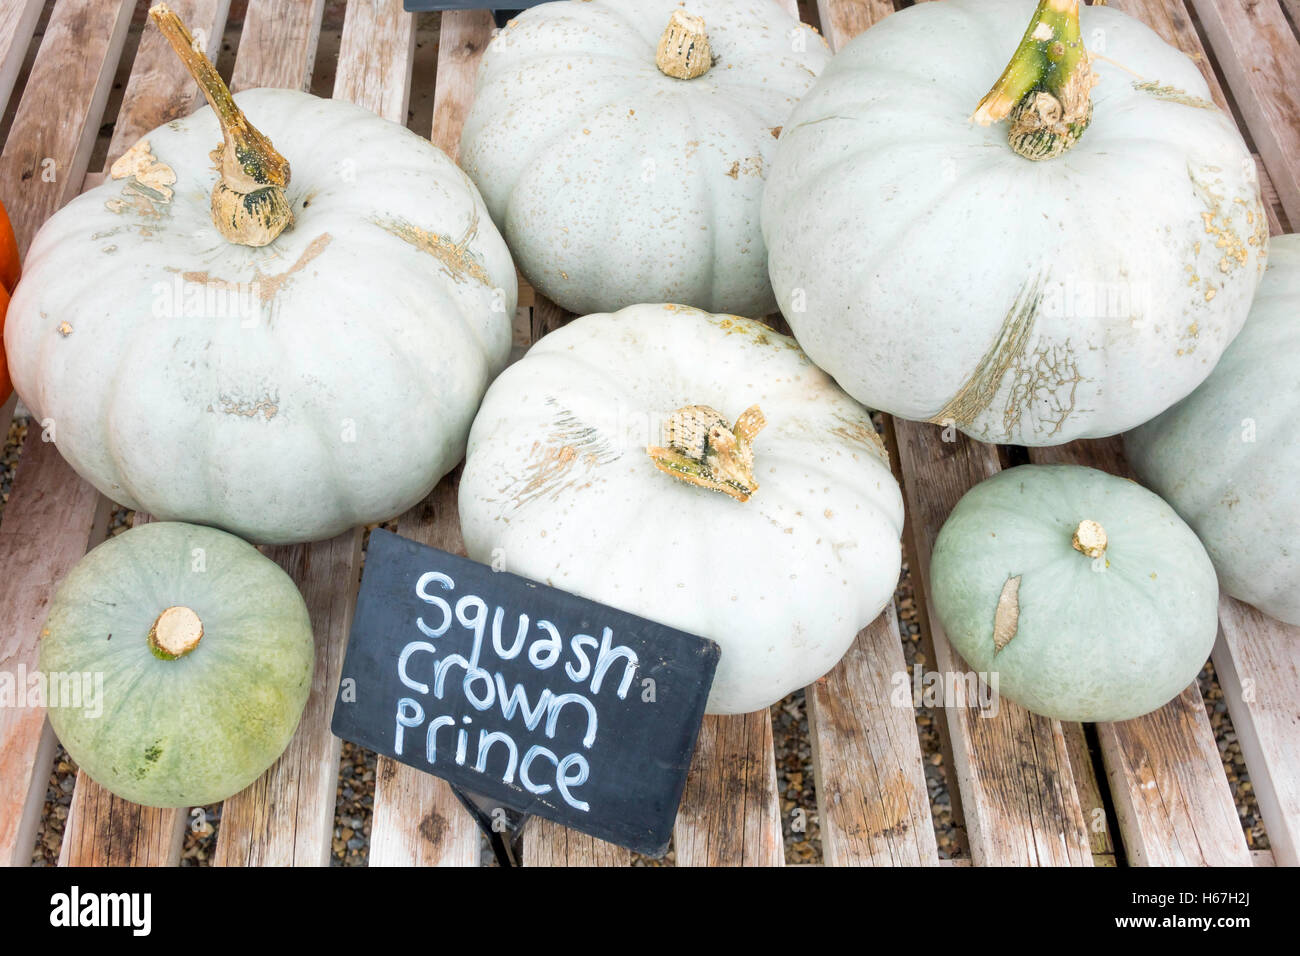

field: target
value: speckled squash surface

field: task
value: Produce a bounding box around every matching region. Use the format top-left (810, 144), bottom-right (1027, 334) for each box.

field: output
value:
top-left (460, 0), bottom-right (829, 319)
top-left (1126, 235), bottom-right (1300, 625)
top-left (763, 0), bottom-right (1267, 446)
top-left (39, 522), bottom-right (314, 807)
top-left (4, 87), bottom-right (516, 544)
top-left (930, 465), bottom-right (1218, 722)
top-left (458, 305), bottom-right (904, 715)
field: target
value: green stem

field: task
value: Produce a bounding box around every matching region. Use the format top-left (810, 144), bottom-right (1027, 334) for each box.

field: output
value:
top-left (972, 0), bottom-right (1096, 161)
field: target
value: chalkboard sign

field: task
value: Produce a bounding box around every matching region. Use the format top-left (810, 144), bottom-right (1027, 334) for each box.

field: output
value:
top-left (332, 530), bottom-right (720, 856)
top-left (402, 2), bottom-right (551, 27)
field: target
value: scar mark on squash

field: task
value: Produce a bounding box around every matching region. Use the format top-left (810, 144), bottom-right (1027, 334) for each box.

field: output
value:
top-left (508, 398), bottom-right (621, 508)
top-left (712, 314), bottom-right (799, 349)
top-left (1189, 164), bottom-right (1266, 292)
top-left (374, 211), bottom-right (491, 286)
top-left (1003, 338), bottom-right (1084, 440)
top-left (931, 273), bottom-right (1046, 433)
top-left (1132, 81), bottom-right (1216, 111)
top-left (993, 575), bottom-right (1021, 654)
top-left (214, 393), bottom-right (279, 421)
top-left (105, 139), bottom-right (177, 217)
top-left (830, 415), bottom-right (890, 468)
top-left (179, 233), bottom-right (333, 303)
top-left (726, 156), bottom-right (764, 180)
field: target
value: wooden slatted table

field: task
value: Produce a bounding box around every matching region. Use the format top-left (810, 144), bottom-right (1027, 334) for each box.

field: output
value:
top-left (0, 0), bottom-right (1295, 867)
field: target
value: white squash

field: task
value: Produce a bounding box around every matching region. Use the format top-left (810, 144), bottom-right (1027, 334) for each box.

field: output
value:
top-left (1125, 235), bottom-right (1300, 624)
top-left (763, 0), bottom-right (1268, 445)
top-left (4, 9), bottom-right (515, 544)
top-left (460, 0), bottom-right (830, 319)
top-left (458, 305), bottom-right (904, 714)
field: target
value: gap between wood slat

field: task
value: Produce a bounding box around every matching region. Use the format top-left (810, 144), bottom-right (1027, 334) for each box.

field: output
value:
top-left (806, 607), bottom-right (940, 866)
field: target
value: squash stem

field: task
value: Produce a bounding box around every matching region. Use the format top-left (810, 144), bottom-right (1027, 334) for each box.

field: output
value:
top-left (971, 0), bottom-right (1097, 161)
top-left (656, 9), bottom-right (713, 80)
top-left (148, 606), bottom-right (204, 661)
top-left (647, 404), bottom-right (765, 502)
top-left (148, 3), bottom-right (292, 246)
top-left (1071, 519), bottom-right (1107, 559)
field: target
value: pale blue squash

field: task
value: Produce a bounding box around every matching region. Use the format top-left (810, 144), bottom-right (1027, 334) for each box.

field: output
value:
top-left (1126, 235), bottom-right (1300, 625)
top-left (930, 465), bottom-right (1218, 722)
top-left (39, 522), bottom-right (314, 807)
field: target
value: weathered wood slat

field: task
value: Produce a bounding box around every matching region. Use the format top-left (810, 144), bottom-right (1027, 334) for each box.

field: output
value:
top-left (211, 2), bottom-right (360, 868)
top-left (0, 429), bottom-right (109, 866)
top-left (429, 8), bottom-right (494, 166)
top-left (1028, 438), bottom-right (1252, 865)
top-left (807, 609), bottom-right (939, 866)
top-left (524, 818), bottom-right (630, 867)
top-left (335, 0), bottom-right (416, 122)
top-left (673, 712), bottom-right (784, 866)
top-left (103, 0), bottom-right (231, 169)
top-left (0, 0), bottom-right (44, 121)
top-left (815, 0), bottom-right (893, 41)
top-left (57, 790), bottom-right (186, 868)
top-left (370, 739), bottom-right (480, 866)
top-left (0, 0), bottom-right (134, 252)
top-left (1213, 598), bottom-right (1300, 867)
top-left (366, 6), bottom-right (485, 868)
top-left (229, 0), bottom-right (325, 94)
top-left (0, 0), bottom-right (136, 867)
top-left (1097, 686), bottom-right (1253, 866)
top-left (1189, 0), bottom-right (1300, 226)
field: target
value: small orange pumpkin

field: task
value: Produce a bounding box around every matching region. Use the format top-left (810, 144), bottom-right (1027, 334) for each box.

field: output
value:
top-left (0, 199), bottom-right (19, 404)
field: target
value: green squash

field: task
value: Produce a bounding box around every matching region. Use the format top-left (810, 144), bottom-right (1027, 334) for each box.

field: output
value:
top-left (930, 465), bottom-right (1218, 722)
top-left (1126, 235), bottom-right (1300, 625)
top-left (39, 522), bottom-right (314, 807)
